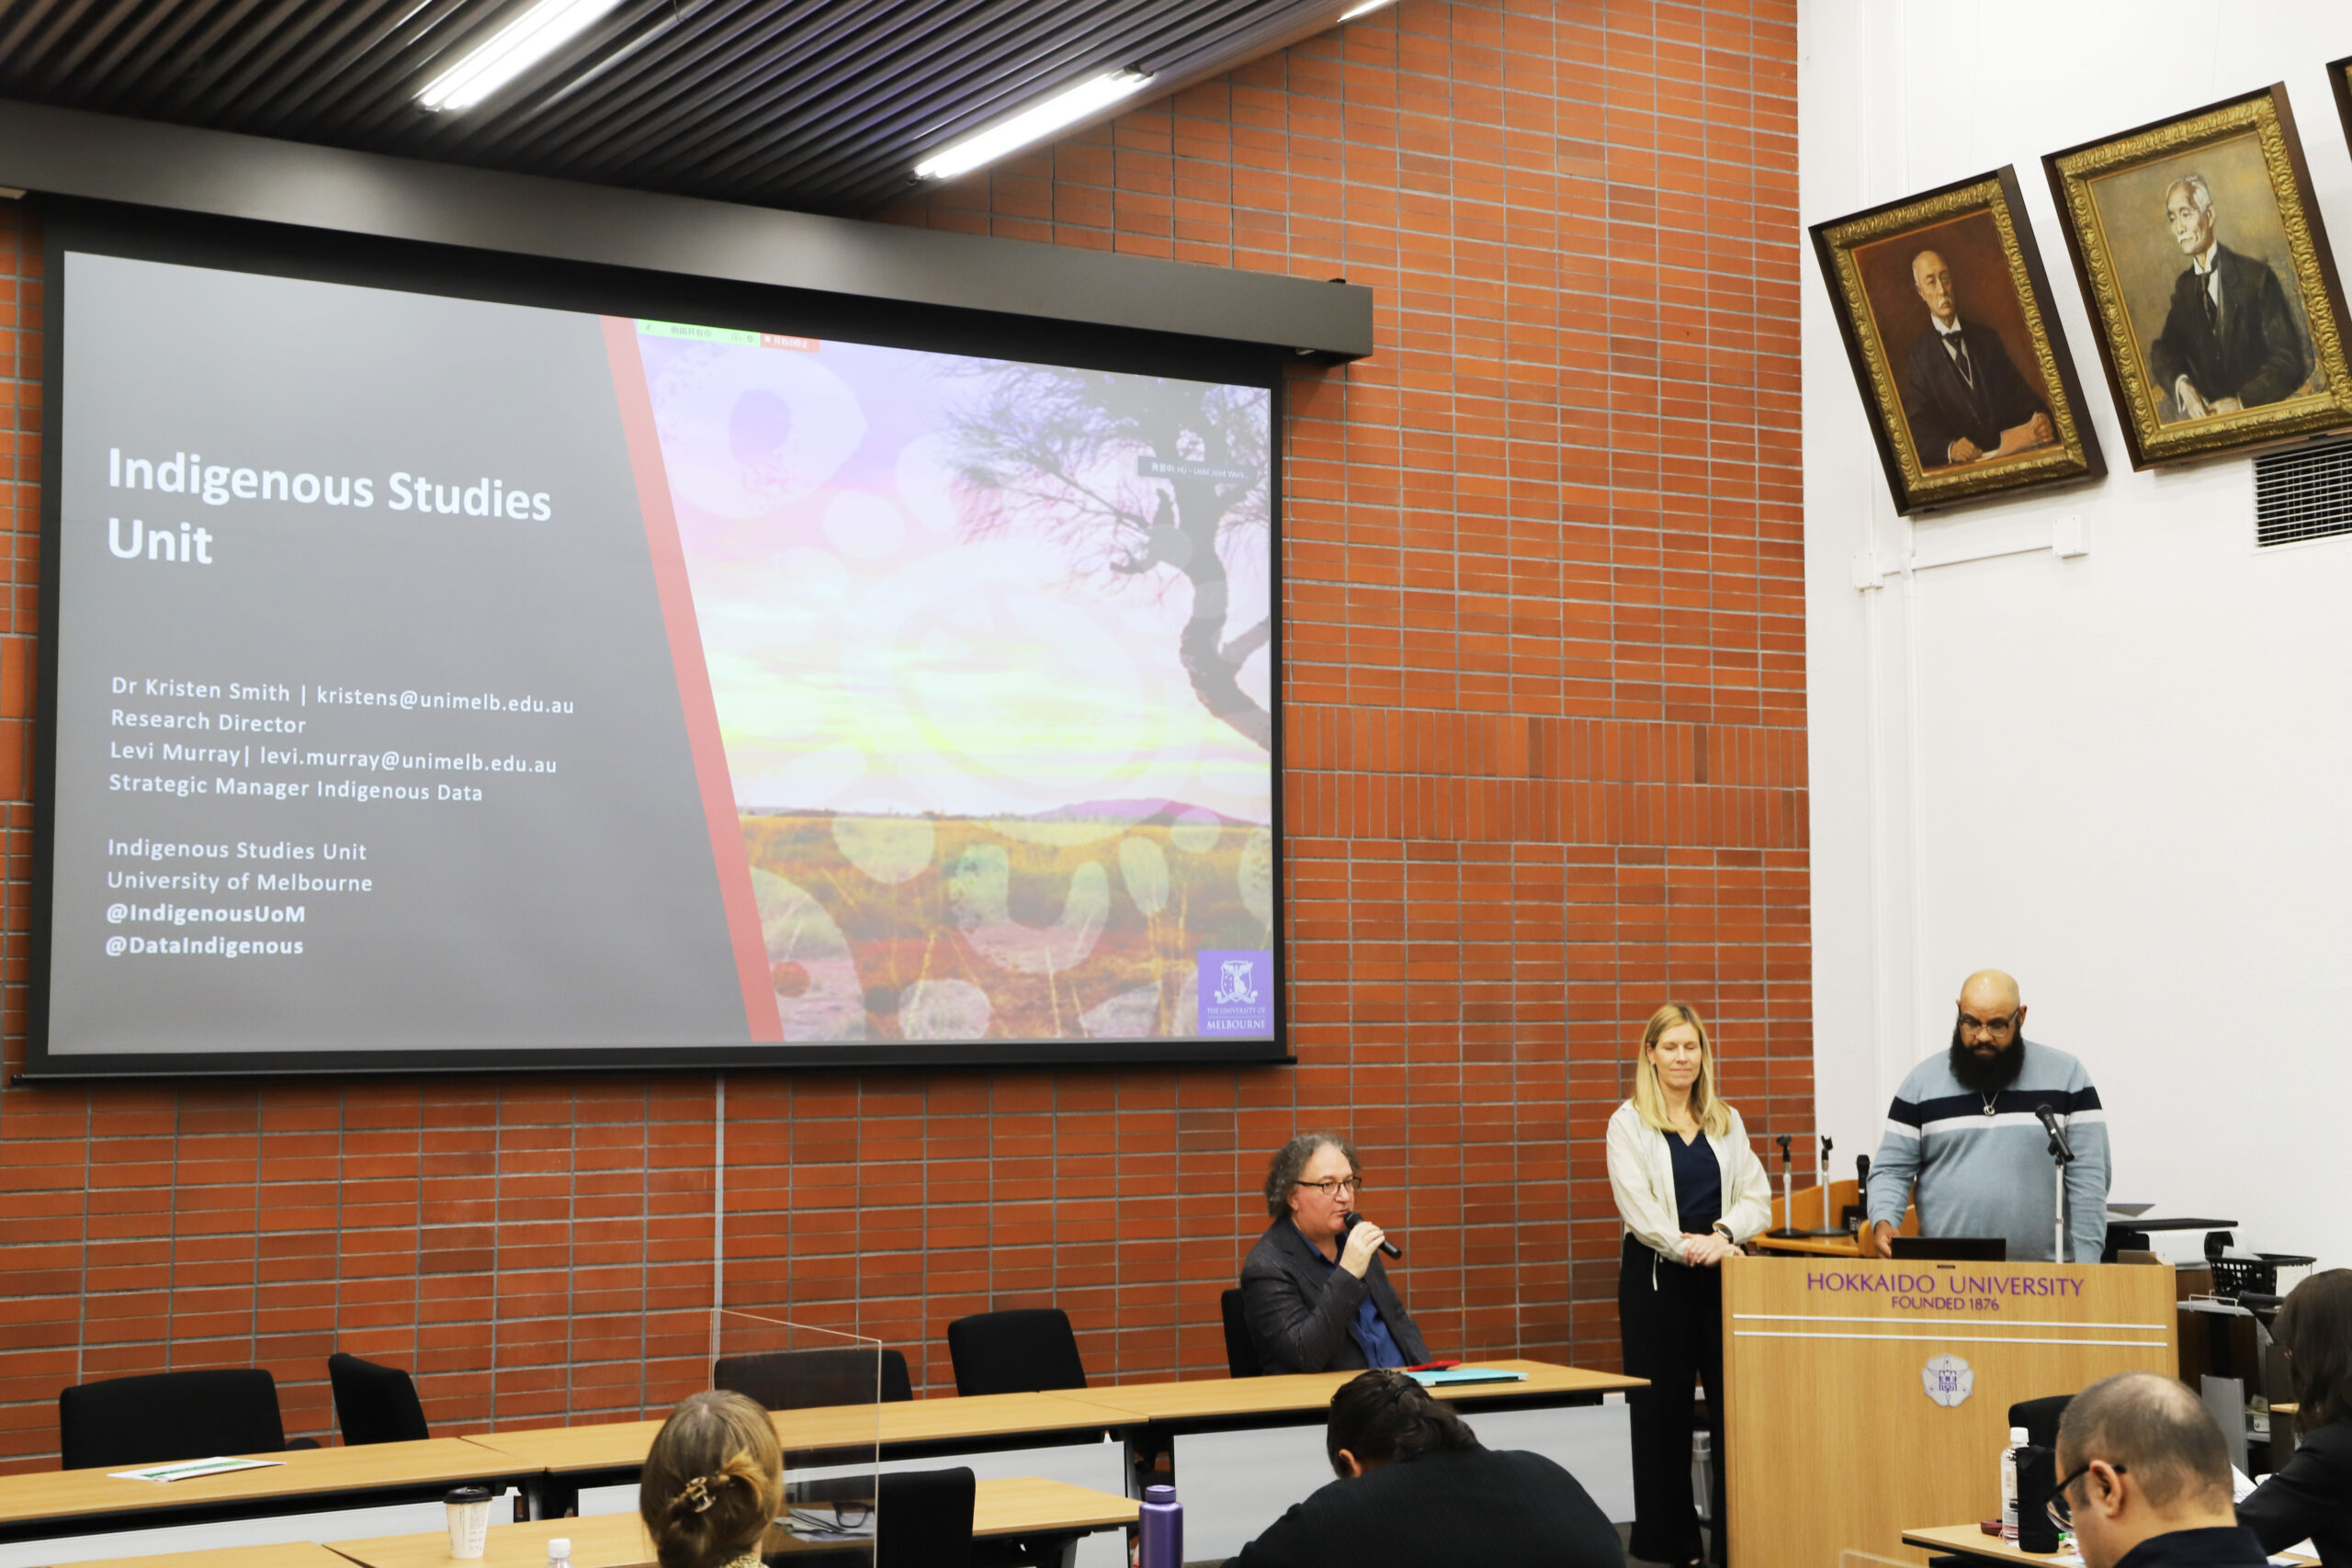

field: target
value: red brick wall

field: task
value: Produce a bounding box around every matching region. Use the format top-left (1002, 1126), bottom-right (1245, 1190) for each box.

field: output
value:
top-left (0, 0), bottom-right (1803, 1469)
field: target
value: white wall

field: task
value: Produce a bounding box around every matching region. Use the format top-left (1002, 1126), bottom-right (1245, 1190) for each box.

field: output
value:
top-left (1803, 0), bottom-right (2352, 1265)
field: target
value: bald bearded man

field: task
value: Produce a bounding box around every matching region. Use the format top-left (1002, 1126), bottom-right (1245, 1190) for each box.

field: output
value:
top-left (1867, 970), bottom-right (2111, 1263)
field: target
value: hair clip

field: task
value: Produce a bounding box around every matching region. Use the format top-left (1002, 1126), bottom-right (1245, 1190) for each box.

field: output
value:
top-left (681, 1475), bottom-right (717, 1513)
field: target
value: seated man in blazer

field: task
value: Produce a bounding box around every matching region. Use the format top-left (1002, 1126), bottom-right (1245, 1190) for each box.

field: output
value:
top-left (1241, 1133), bottom-right (1428, 1374)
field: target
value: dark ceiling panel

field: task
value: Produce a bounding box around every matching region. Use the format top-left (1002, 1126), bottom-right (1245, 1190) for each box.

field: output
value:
top-left (0, 0), bottom-right (1346, 214)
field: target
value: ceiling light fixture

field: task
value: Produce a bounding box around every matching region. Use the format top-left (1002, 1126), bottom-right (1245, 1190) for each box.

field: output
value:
top-left (417, 0), bottom-right (627, 113)
top-left (1338, 0), bottom-right (1395, 17)
top-left (914, 69), bottom-right (1156, 181)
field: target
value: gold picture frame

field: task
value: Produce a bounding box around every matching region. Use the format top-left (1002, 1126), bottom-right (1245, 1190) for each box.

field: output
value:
top-left (2044, 84), bottom-right (2352, 468)
top-left (1813, 167), bottom-right (2103, 514)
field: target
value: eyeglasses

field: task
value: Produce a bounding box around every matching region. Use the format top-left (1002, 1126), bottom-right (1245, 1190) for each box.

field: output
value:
top-left (1295, 1176), bottom-right (1363, 1198)
top-left (1957, 1010), bottom-right (2019, 1038)
top-left (2047, 1461), bottom-right (2126, 1529)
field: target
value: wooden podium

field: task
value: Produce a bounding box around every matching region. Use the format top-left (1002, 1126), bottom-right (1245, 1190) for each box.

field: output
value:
top-left (1722, 1255), bottom-right (2176, 1568)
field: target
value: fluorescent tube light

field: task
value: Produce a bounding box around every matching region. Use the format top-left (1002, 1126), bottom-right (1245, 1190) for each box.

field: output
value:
top-left (914, 69), bottom-right (1155, 180)
top-left (418, 0), bottom-right (626, 112)
top-left (1338, 0), bottom-right (1394, 17)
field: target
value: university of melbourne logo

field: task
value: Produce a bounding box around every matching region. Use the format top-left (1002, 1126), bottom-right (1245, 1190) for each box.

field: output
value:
top-left (1197, 949), bottom-right (1272, 1035)
top-left (1920, 1353), bottom-right (1974, 1407)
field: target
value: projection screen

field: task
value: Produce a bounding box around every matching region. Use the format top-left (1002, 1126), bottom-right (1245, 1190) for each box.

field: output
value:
top-left (28, 209), bottom-right (1283, 1074)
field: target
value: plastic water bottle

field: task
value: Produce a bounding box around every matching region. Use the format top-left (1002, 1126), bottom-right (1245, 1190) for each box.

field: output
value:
top-left (1138, 1483), bottom-right (1182, 1568)
top-left (545, 1538), bottom-right (571, 1568)
top-left (2001, 1427), bottom-right (2029, 1541)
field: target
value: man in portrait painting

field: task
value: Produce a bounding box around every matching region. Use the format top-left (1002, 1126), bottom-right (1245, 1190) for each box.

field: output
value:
top-left (1901, 249), bottom-right (2054, 468)
top-left (2147, 173), bottom-right (2308, 419)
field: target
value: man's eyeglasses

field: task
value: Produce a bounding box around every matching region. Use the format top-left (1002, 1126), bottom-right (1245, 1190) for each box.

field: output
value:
top-left (1957, 1010), bottom-right (2020, 1038)
top-left (2046, 1461), bottom-right (2126, 1529)
top-left (1295, 1176), bottom-right (1363, 1198)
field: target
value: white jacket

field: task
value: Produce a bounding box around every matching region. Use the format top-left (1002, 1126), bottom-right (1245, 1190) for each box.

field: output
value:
top-left (1605, 1099), bottom-right (1773, 1274)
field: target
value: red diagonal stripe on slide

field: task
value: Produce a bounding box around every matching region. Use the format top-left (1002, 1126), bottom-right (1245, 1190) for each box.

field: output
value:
top-left (600, 316), bottom-right (783, 1043)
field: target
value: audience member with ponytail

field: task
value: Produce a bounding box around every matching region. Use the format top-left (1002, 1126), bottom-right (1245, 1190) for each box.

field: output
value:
top-left (639, 1391), bottom-right (785, 1568)
top-left (1228, 1369), bottom-right (1624, 1568)
top-left (2242, 1269), bottom-right (2352, 1567)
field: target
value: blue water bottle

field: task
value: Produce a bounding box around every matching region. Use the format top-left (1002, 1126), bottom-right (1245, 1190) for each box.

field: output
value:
top-left (1137, 1483), bottom-right (1182, 1568)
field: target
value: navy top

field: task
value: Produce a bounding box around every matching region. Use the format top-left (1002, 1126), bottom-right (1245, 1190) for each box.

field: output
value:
top-left (1667, 1131), bottom-right (1722, 1235)
top-left (2110, 1526), bottom-right (2268, 1568)
top-left (1297, 1223), bottom-right (1407, 1369)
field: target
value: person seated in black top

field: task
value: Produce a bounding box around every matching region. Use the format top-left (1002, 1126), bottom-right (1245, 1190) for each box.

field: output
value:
top-left (2054, 1371), bottom-right (2267, 1568)
top-left (2242, 1269), bottom-right (2352, 1567)
top-left (1239, 1133), bottom-right (1429, 1374)
top-left (1226, 1369), bottom-right (1624, 1568)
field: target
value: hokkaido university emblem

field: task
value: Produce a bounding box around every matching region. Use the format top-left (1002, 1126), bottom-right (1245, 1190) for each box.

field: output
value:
top-left (1921, 1353), bottom-right (1974, 1407)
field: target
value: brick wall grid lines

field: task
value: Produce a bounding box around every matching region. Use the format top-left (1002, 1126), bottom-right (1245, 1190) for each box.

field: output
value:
top-left (0, 0), bottom-right (1804, 1469)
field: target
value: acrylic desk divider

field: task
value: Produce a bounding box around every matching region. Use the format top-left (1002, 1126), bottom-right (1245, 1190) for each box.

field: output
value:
top-left (716, 1309), bottom-right (882, 1564)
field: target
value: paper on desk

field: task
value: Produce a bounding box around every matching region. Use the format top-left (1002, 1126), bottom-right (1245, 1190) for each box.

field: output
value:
top-left (1407, 1368), bottom-right (1528, 1387)
top-left (2233, 1465), bottom-right (2259, 1503)
top-left (108, 1456), bottom-right (284, 1483)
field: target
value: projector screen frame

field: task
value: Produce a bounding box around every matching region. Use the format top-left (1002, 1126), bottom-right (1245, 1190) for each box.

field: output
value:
top-left (22, 197), bottom-right (1292, 1078)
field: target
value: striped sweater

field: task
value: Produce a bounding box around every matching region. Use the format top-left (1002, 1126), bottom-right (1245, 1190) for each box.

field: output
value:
top-left (1865, 1039), bottom-right (2110, 1264)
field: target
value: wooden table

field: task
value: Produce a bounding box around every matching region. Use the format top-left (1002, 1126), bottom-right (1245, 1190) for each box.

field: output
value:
top-left (465, 1392), bottom-right (1148, 1518)
top-left (1059, 1359), bottom-right (1641, 1425)
top-left (1056, 1359), bottom-right (1645, 1494)
top-left (1903, 1523), bottom-right (2313, 1565)
top-left (327, 1477), bottom-right (1138, 1568)
top-left (0, 1359), bottom-right (1635, 1546)
top-left (0, 1438), bottom-right (532, 1546)
top-left (38, 1545), bottom-right (353, 1568)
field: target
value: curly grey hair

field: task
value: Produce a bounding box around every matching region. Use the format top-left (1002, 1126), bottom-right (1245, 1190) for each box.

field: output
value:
top-left (1262, 1131), bottom-right (1360, 1217)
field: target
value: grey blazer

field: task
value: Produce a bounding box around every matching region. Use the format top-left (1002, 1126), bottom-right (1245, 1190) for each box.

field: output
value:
top-left (1240, 1219), bottom-right (1430, 1374)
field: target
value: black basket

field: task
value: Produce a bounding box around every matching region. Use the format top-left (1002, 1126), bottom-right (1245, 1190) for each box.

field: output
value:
top-left (2210, 1254), bottom-right (2317, 1300)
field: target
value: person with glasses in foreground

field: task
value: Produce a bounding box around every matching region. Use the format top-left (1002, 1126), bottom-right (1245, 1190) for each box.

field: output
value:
top-left (1606, 1002), bottom-right (1773, 1568)
top-left (1226, 1370), bottom-right (1624, 1568)
top-left (1867, 968), bottom-right (2111, 1262)
top-left (2051, 1371), bottom-right (2264, 1568)
top-left (1240, 1133), bottom-right (1429, 1373)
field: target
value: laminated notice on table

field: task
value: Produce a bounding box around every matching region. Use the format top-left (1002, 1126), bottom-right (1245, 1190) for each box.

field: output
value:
top-left (109, 1456), bottom-right (285, 1483)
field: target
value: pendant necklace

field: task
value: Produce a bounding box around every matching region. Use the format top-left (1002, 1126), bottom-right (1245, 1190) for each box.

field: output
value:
top-left (1980, 1089), bottom-right (1998, 1117)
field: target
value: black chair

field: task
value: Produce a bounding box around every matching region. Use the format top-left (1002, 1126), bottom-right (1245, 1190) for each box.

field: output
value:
top-left (714, 1347), bottom-right (914, 1411)
top-left (60, 1369), bottom-right (307, 1471)
top-left (1219, 1289), bottom-right (1262, 1379)
top-left (2010, 1393), bottom-right (2072, 1452)
top-left (327, 1352), bottom-right (430, 1446)
top-left (877, 1466), bottom-right (975, 1568)
top-left (944, 1309), bottom-right (1087, 1397)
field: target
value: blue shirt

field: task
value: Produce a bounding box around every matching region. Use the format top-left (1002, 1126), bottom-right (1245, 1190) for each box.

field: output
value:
top-left (1667, 1130), bottom-right (1722, 1235)
top-left (1295, 1223), bottom-right (1406, 1368)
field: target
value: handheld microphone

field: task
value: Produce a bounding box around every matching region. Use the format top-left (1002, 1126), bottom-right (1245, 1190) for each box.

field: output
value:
top-left (1342, 1211), bottom-right (1402, 1260)
top-left (2033, 1103), bottom-right (2075, 1163)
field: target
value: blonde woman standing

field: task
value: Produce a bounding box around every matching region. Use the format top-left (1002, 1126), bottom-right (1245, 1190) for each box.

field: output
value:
top-left (1606, 1003), bottom-right (1771, 1568)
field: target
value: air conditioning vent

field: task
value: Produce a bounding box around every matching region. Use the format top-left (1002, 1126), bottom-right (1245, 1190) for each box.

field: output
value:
top-left (2256, 439), bottom-right (2352, 546)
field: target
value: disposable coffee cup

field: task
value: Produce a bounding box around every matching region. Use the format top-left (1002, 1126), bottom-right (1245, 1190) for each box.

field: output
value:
top-left (444, 1485), bottom-right (493, 1560)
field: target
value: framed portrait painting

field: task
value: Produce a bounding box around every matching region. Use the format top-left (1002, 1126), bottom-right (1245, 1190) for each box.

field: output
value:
top-left (2045, 84), bottom-right (2352, 468)
top-left (1813, 167), bottom-right (2104, 514)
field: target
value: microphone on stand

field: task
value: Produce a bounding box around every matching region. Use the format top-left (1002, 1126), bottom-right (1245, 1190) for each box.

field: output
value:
top-left (2033, 1104), bottom-right (2074, 1163)
top-left (2035, 1105), bottom-right (2075, 1265)
top-left (1766, 1134), bottom-right (1804, 1238)
top-left (1342, 1211), bottom-right (1402, 1259)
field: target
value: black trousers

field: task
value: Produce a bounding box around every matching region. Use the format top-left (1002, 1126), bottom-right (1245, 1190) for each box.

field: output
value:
top-left (1619, 1231), bottom-right (1726, 1566)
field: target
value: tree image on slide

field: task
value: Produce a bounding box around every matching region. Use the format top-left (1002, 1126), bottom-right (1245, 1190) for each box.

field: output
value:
top-left (943, 366), bottom-right (1272, 749)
